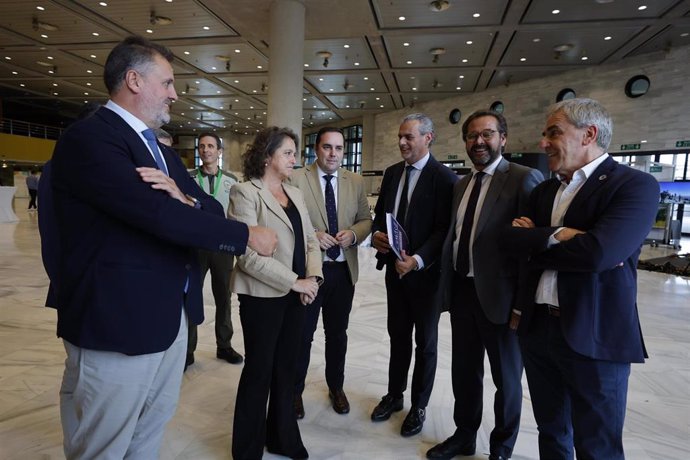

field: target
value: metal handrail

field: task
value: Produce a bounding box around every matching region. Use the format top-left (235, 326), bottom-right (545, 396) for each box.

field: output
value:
top-left (0, 118), bottom-right (63, 140)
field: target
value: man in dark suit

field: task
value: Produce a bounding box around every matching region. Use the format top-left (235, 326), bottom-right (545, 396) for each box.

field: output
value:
top-left (427, 111), bottom-right (543, 460)
top-left (50, 36), bottom-right (276, 459)
top-left (507, 98), bottom-right (659, 459)
top-left (370, 113), bottom-right (458, 437)
top-left (291, 127), bottom-right (372, 418)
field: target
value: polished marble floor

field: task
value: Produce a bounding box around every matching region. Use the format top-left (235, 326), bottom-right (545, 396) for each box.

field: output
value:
top-left (1, 198), bottom-right (689, 459)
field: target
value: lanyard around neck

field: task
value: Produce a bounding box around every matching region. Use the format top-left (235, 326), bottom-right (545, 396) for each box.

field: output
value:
top-left (197, 168), bottom-right (222, 197)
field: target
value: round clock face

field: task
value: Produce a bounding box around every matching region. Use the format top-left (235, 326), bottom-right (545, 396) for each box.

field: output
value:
top-left (557, 88), bottom-right (576, 102)
top-left (490, 100), bottom-right (504, 114)
top-left (625, 75), bottom-right (650, 98)
top-left (449, 108), bottom-right (462, 124)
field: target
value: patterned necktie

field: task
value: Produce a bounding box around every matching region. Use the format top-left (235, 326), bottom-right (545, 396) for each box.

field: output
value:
top-left (396, 165), bottom-right (414, 228)
top-left (456, 171), bottom-right (485, 276)
top-left (324, 175), bottom-right (340, 260)
top-left (141, 128), bottom-right (169, 176)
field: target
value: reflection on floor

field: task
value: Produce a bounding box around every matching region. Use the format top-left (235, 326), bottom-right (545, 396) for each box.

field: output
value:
top-left (1, 199), bottom-right (689, 459)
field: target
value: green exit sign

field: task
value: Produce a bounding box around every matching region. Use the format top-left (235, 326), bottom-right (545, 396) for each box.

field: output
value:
top-left (676, 140), bottom-right (690, 148)
top-left (650, 166), bottom-right (663, 173)
top-left (620, 143), bottom-right (641, 151)
top-left (447, 154), bottom-right (458, 160)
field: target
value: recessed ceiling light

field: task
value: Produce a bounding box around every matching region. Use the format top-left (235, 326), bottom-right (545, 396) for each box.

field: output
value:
top-left (581, 56), bottom-right (589, 61)
top-left (681, 32), bottom-right (689, 37)
top-left (370, 87), bottom-right (375, 91)
top-left (203, 26), bottom-right (210, 30)
top-left (234, 80), bottom-right (239, 83)
top-left (47, 56), bottom-right (53, 60)
top-left (234, 49), bottom-right (241, 53)
top-left (398, 16), bottom-right (406, 21)
top-left (354, 62), bottom-right (360, 66)
top-left (303, 98), bottom-right (307, 101)
top-left (235, 99), bottom-right (239, 102)
top-left (456, 86), bottom-right (461, 90)
top-left (92, 32), bottom-right (99, 36)
top-left (406, 60), bottom-right (413, 64)
top-left (184, 51), bottom-right (190, 55)
top-left (53, 92), bottom-right (58, 95)
top-left (252, 90), bottom-right (257, 93)
top-left (379, 105), bottom-right (384, 108)
top-left (403, 42), bottom-right (410, 47)
top-left (48, 70), bottom-right (54, 74)
top-left (552, 9), bottom-right (560, 14)
top-left (52, 83), bottom-right (58, 86)
top-left (4, 56), bottom-right (11, 60)
top-left (462, 59), bottom-right (468, 63)
top-left (87, 69), bottom-right (93, 73)
top-left (473, 13), bottom-right (480, 18)
top-left (363, 77), bottom-right (369, 80)
top-left (217, 91), bottom-right (221, 94)
top-left (36, 6), bottom-right (45, 10)
top-left (90, 54), bottom-right (96, 58)
top-left (41, 34), bottom-right (48, 38)
top-left (257, 65), bottom-right (262, 69)
top-left (329, 88), bottom-right (334, 91)
top-left (520, 57), bottom-right (527, 62)
top-left (11, 71), bottom-right (17, 75)
top-left (412, 87), bottom-right (417, 91)
top-left (638, 5), bottom-right (647, 10)
top-left (86, 82), bottom-right (92, 86)
top-left (318, 77), bottom-right (324, 81)
top-left (641, 139), bottom-right (648, 143)
top-left (20, 83), bottom-right (25, 87)
top-left (375, 97), bottom-right (380, 100)
top-left (604, 36), bottom-right (612, 40)
top-left (344, 44), bottom-right (350, 48)
top-left (99, 2), bottom-right (107, 6)
top-left (211, 66), bottom-right (216, 70)
top-left (84, 92), bottom-right (89, 95)
top-left (195, 80), bottom-right (200, 84)
top-left (459, 75), bottom-right (464, 78)
top-left (533, 38), bottom-right (541, 43)
top-left (304, 63), bottom-right (309, 67)
top-left (146, 29), bottom-right (153, 34)
top-left (346, 105), bottom-right (350, 108)
top-left (466, 40), bottom-right (473, 45)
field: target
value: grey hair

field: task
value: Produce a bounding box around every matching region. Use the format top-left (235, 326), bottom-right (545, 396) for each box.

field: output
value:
top-left (402, 113), bottom-right (435, 146)
top-left (547, 98), bottom-right (613, 150)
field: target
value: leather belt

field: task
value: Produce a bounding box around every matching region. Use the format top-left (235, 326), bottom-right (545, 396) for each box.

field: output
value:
top-left (539, 303), bottom-right (561, 317)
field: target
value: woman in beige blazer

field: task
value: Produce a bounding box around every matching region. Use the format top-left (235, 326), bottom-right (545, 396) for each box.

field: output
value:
top-left (229, 126), bottom-right (322, 460)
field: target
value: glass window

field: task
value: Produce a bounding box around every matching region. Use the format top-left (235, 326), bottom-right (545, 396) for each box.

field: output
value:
top-left (342, 124), bottom-right (363, 173)
top-left (303, 133), bottom-right (317, 166)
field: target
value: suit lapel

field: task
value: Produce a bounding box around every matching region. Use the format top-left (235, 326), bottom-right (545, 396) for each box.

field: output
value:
top-left (475, 159), bottom-right (509, 237)
top-left (97, 107), bottom-right (159, 170)
top-left (306, 165), bottom-right (328, 226)
top-left (336, 170), bottom-right (349, 224)
top-left (565, 157), bottom-right (616, 218)
top-left (252, 178), bottom-right (293, 230)
top-left (386, 162), bottom-right (405, 213)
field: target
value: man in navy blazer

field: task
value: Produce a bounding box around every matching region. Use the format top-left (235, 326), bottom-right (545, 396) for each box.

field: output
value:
top-left (370, 113), bottom-right (457, 437)
top-left (507, 98), bottom-right (659, 459)
top-left (50, 36), bottom-right (276, 459)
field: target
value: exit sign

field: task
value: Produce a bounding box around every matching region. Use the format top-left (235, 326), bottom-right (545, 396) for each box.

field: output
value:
top-left (447, 154), bottom-right (458, 160)
top-left (620, 143), bottom-right (641, 151)
top-left (650, 166), bottom-right (663, 173)
top-left (676, 140), bottom-right (690, 148)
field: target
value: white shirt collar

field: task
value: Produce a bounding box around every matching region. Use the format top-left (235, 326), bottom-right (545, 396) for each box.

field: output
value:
top-left (105, 100), bottom-right (149, 134)
top-left (471, 155), bottom-right (502, 177)
top-left (557, 153), bottom-right (609, 184)
top-left (316, 164), bottom-right (339, 179)
top-left (407, 152), bottom-right (430, 171)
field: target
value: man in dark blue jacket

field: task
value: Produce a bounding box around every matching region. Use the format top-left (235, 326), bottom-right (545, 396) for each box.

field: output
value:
top-left (50, 36), bottom-right (276, 459)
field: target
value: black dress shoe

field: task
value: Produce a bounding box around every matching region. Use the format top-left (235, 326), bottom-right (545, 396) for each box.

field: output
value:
top-left (216, 347), bottom-right (243, 364)
top-left (328, 388), bottom-right (350, 414)
top-left (294, 394), bottom-right (305, 420)
top-left (400, 406), bottom-right (425, 437)
top-left (371, 394), bottom-right (404, 421)
top-left (426, 435), bottom-right (476, 459)
top-left (488, 454), bottom-right (508, 460)
top-left (184, 353), bottom-right (194, 372)
top-left (267, 445), bottom-right (309, 459)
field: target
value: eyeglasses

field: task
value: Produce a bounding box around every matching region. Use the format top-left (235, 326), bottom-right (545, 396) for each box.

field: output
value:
top-left (466, 129), bottom-right (498, 142)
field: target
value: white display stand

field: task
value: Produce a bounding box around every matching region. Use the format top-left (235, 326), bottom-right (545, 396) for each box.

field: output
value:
top-left (0, 186), bottom-right (19, 223)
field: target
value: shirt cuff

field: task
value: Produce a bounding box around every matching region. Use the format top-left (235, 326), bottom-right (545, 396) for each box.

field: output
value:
top-left (548, 227), bottom-right (564, 247)
top-left (412, 254), bottom-right (424, 270)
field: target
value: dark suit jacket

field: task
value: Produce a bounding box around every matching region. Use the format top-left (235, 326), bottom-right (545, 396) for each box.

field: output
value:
top-left (372, 154), bottom-right (457, 287)
top-left (507, 156), bottom-right (659, 363)
top-left (38, 160), bottom-right (58, 308)
top-left (439, 159), bottom-right (543, 323)
top-left (51, 106), bottom-right (249, 355)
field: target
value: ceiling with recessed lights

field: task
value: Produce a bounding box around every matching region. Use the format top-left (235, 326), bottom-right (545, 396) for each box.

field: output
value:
top-left (0, 0), bottom-right (689, 136)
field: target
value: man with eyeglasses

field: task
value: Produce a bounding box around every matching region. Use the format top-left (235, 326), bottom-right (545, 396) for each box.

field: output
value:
top-left (427, 110), bottom-right (542, 460)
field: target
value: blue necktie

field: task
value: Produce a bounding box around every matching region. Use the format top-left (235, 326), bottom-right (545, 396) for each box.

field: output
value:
top-left (396, 165), bottom-right (414, 229)
top-left (141, 128), bottom-right (169, 176)
top-left (456, 171), bottom-right (485, 276)
top-left (324, 174), bottom-right (340, 261)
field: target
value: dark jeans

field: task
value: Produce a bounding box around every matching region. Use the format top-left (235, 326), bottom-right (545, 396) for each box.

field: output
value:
top-left (28, 189), bottom-right (38, 209)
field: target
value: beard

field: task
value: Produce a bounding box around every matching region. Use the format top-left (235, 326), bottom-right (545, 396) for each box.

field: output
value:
top-left (468, 143), bottom-right (501, 167)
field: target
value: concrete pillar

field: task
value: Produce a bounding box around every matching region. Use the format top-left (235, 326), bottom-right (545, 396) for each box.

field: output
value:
top-left (267, 0), bottom-right (305, 150)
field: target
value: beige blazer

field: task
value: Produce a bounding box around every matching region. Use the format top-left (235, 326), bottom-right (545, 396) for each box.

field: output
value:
top-left (229, 177), bottom-right (323, 298)
top-left (289, 165), bottom-right (372, 284)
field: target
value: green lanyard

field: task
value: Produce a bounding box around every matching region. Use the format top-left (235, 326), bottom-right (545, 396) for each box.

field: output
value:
top-left (196, 168), bottom-right (222, 197)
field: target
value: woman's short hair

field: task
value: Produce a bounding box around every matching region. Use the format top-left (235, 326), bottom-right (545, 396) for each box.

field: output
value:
top-left (242, 127), bottom-right (299, 179)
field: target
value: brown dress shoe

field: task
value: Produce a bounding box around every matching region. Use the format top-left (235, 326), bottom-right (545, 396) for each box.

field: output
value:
top-left (328, 388), bottom-right (350, 414)
top-left (294, 394), bottom-right (305, 420)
